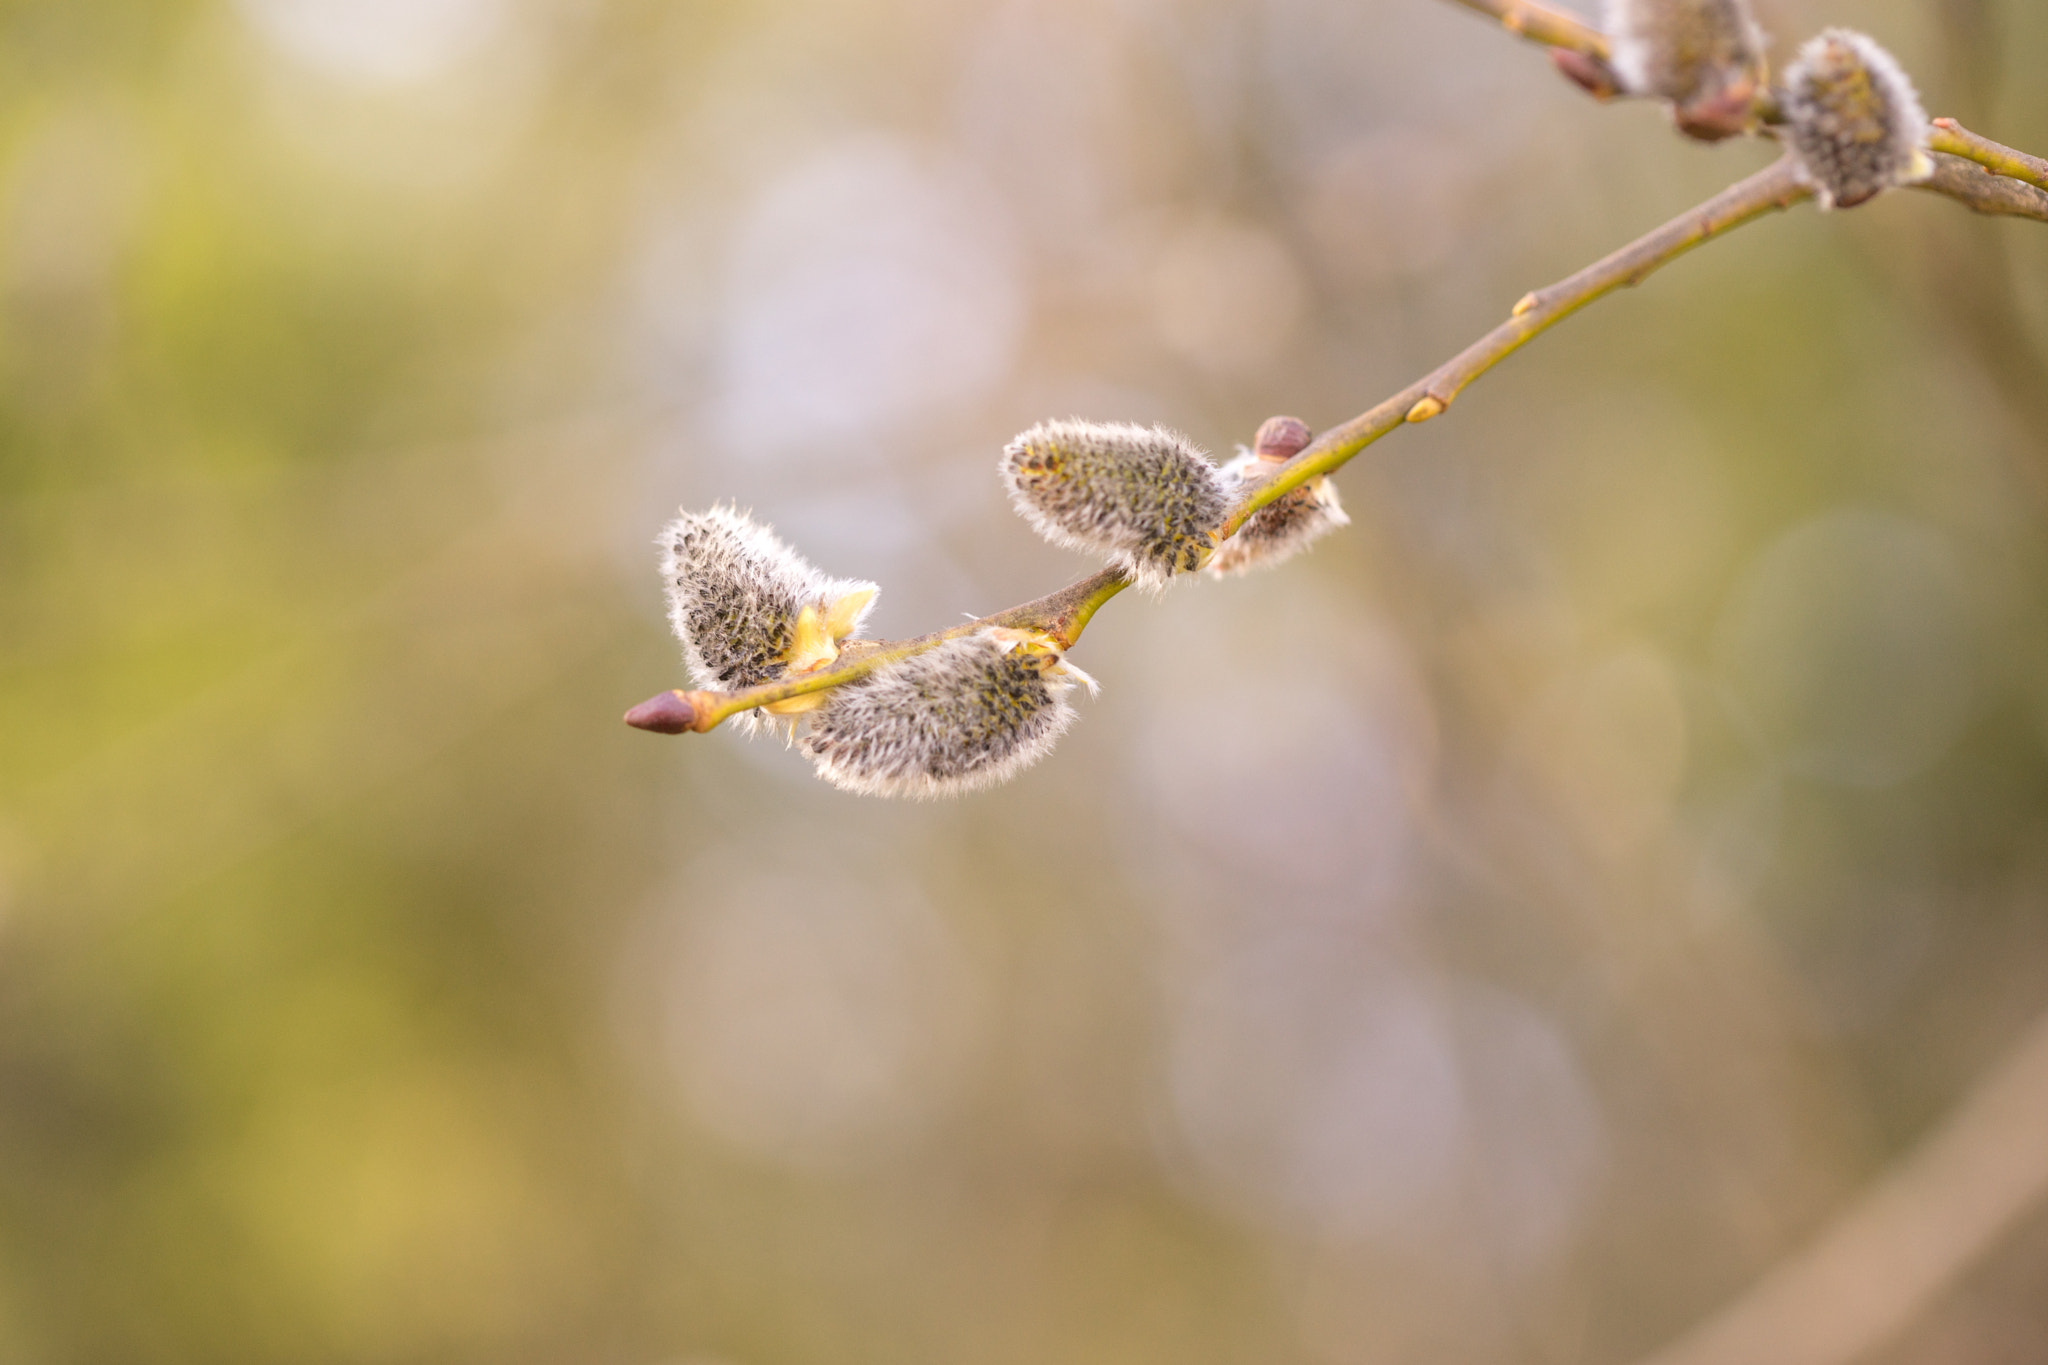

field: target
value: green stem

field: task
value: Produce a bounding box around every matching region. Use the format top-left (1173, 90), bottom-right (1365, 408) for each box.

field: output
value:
top-left (1441, 0), bottom-right (1609, 58)
top-left (670, 568), bottom-right (1132, 731)
top-left (1931, 119), bottom-right (2048, 195)
top-left (1223, 154), bottom-right (1812, 535)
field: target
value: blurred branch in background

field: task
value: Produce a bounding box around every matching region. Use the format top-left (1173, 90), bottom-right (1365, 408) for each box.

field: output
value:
top-left (1440, 0), bottom-right (1608, 57)
top-left (1920, 153), bottom-right (2048, 222)
top-left (1930, 120), bottom-right (2048, 193)
top-left (1634, 1003), bottom-right (2048, 1365)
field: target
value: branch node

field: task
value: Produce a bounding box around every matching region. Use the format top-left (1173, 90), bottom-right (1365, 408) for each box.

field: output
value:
top-left (1406, 396), bottom-right (1447, 423)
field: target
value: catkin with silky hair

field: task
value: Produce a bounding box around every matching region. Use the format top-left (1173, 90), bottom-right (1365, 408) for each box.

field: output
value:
top-left (1781, 29), bottom-right (1932, 209)
top-left (1001, 419), bottom-right (1231, 591)
top-left (1604, 0), bottom-right (1766, 139)
top-left (659, 506), bottom-right (879, 733)
top-left (801, 630), bottom-right (1089, 798)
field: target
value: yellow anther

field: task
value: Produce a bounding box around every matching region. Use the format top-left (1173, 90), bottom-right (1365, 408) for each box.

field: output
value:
top-left (763, 689), bottom-right (833, 717)
top-left (785, 603), bottom-right (839, 675)
top-left (824, 586), bottom-right (876, 641)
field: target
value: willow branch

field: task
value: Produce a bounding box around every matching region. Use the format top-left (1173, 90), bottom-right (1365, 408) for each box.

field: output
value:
top-left (1627, 1004), bottom-right (2048, 1365)
top-left (640, 24), bottom-right (2048, 740)
top-left (1930, 118), bottom-right (2048, 194)
top-left (634, 156), bottom-right (1812, 736)
top-left (1915, 151), bottom-right (2048, 223)
top-left (1440, 0), bottom-right (1609, 58)
top-left (1225, 153), bottom-right (1811, 533)
top-left (1439, 1), bottom-right (2048, 224)
top-left (627, 568), bottom-right (1130, 733)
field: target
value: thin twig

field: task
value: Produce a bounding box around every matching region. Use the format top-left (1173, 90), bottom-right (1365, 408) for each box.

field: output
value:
top-left (1931, 118), bottom-right (2048, 194)
top-left (1915, 152), bottom-right (2048, 223)
top-left (636, 156), bottom-right (1811, 736)
top-left (1628, 1005), bottom-right (2048, 1365)
top-left (1226, 153), bottom-right (1811, 532)
top-left (633, 568), bottom-right (1130, 733)
top-left (1440, 0), bottom-right (1609, 58)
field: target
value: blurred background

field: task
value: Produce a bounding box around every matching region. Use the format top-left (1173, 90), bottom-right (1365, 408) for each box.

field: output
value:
top-left (3, 0), bottom-right (2047, 1361)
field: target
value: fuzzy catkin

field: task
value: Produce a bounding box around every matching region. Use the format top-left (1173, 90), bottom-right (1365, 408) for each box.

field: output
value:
top-left (1001, 420), bottom-right (1230, 591)
top-left (1781, 29), bottom-right (1931, 210)
top-left (659, 506), bottom-right (878, 729)
top-left (1605, 0), bottom-right (1765, 137)
top-left (802, 633), bottom-right (1079, 798)
top-left (1208, 451), bottom-right (1350, 576)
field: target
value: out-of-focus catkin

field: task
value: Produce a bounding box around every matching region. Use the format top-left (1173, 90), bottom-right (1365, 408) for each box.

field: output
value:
top-left (801, 629), bottom-right (1093, 798)
top-left (1208, 416), bottom-right (1349, 577)
top-left (659, 506), bottom-right (878, 732)
top-left (1000, 419), bottom-right (1230, 591)
top-left (1781, 29), bottom-right (1932, 209)
top-left (1604, 0), bottom-right (1767, 140)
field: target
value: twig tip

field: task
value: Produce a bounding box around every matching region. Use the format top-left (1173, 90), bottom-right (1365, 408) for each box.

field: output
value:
top-left (625, 689), bottom-right (700, 734)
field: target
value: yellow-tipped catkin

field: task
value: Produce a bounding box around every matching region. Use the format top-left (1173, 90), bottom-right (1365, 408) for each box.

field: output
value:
top-left (1605, 0), bottom-right (1766, 139)
top-left (659, 506), bottom-right (879, 733)
top-left (1207, 450), bottom-right (1350, 577)
top-left (1000, 419), bottom-right (1230, 591)
top-left (1781, 29), bottom-right (1932, 210)
top-left (800, 630), bottom-right (1092, 798)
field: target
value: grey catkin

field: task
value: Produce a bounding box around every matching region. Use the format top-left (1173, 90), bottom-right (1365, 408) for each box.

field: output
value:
top-left (1781, 29), bottom-right (1932, 210)
top-left (659, 505), bottom-right (878, 732)
top-left (1000, 419), bottom-right (1231, 591)
top-left (1605, 0), bottom-right (1766, 137)
top-left (801, 631), bottom-right (1088, 799)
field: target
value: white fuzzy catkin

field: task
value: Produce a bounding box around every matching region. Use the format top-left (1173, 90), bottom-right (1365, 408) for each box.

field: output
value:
top-left (659, 505), bottom-right (878, 731)
top-left (1781, 29), bottom-right (1932, 210)
top-left (1001, 419), bottom-right (1231, 591)
top-left (1207, 449), bottom-right (1350, 576)
top-left (1605, 0), bottom-right (1765, 135)
top-left (801, 631), bottom-right (1085, 799)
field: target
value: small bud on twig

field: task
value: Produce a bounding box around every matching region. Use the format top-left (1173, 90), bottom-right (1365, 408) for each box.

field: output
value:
top-left (1001, 420), bottom-right (1231, 591)
top-left (1253, 416), bottom-right (1313, 461)
top-left (801, 629), bottom-right (1092, 798)
top-left (1781, 29), bottom-right (1933, 210)
top-left (1605, 0), bottom-right (1766, 141)
top-left (1210, 417), bottom-right (1351, 577)
top-left (1551, 48), bottom-right (1623, 101)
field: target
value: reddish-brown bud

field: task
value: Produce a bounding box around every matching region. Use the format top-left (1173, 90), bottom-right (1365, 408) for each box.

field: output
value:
top-left (1550, 48), bottom-right (1622, 100)
top-left (1673, 76), bottom-right (1759, 142)
top-left (1253, 416), bottom-right (1313, 462)
top-left (625, 690), bottom-right (699, 734)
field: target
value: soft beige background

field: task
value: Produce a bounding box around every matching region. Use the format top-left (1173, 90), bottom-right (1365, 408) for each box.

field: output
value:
top-left (2, 0), bottom-right (2046, 1361)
